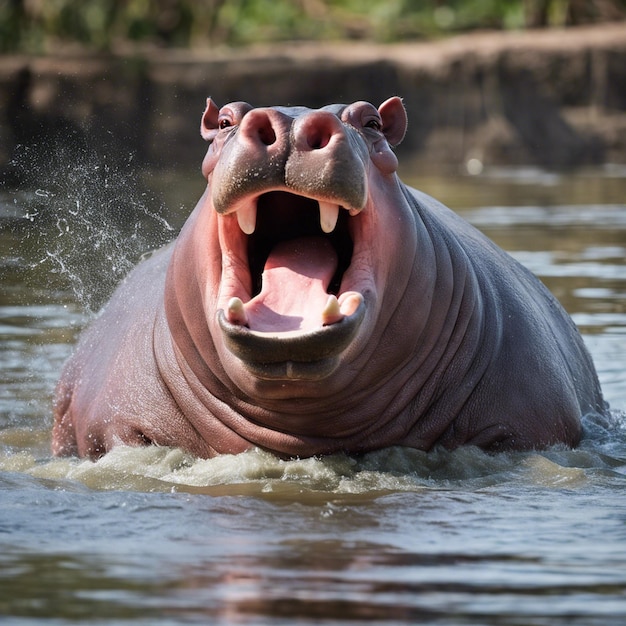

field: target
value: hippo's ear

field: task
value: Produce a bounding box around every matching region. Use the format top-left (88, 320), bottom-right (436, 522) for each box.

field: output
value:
top-left (378, 97), bottom-right (408, 147)
top-left (201, 98), bottom-right (220, 141)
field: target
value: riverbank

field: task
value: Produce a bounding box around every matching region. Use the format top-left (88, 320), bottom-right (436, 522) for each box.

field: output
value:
top-left (1, 23), bottom-right (625, 175)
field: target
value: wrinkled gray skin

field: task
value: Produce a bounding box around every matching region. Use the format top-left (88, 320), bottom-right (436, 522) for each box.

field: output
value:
top-left (52, 97), bottom-right (606, 459)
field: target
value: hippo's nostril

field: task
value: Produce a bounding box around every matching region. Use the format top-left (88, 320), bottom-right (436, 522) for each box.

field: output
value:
top-left (308, 129), bottom-right (331, 150)
top-left (241, 109), bottom-right (280, 147)
top-left (257, 123), bottom-right (277, 146)
top-left (294, 112), bottom-right (343, 152)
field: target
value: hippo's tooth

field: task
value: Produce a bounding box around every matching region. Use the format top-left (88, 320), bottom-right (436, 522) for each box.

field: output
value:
top-left (322, 295), bottom-right (343, 326)
top-left (227, 297), bottom-right (249, 326)
top-left (319, 201), bottom-right (339, 233)
top-left (338, 292), bottom-right (364, 317)
top-left (237, 203), bottom-right (257, 235)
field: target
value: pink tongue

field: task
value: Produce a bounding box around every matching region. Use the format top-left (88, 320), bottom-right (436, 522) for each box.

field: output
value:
top-left (245, 237), bottom-right (338, 332)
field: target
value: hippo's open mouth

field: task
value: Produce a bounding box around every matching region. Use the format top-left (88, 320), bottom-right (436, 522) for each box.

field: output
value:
top-left (247, 191), bottom-right (353, 301)
top-left (217, 190), bottom-right (367, 378)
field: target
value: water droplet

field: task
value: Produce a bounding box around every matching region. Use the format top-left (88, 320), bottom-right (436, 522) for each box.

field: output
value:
top-left (466, 158), bottom-right (484, 176)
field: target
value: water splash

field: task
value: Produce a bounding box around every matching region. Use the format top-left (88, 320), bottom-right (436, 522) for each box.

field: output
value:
top-left (6, 137), bottom-right (175, 313)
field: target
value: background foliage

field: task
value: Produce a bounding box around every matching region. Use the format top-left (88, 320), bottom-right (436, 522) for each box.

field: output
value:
top-left (1, 0), bottom-right (624, 53)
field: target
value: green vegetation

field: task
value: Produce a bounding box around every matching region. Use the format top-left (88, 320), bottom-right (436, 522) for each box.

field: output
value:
top-left (1, 0), bottom-right (623, 53)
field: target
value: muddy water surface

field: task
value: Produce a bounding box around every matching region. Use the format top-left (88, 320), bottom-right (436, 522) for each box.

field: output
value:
top-left (1, 163), bottom-right (625, 625)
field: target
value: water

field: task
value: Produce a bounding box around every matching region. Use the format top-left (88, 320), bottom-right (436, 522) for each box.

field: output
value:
top-left (1, 161), bottom-right (626, 625)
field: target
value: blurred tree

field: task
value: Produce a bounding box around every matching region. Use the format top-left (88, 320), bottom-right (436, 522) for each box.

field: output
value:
top-left (525, 0), bottom-right (625, 26)
top-left (1, 0), bottom-right (29, 51)
top-left (0, 0), bottom-right (623, 53)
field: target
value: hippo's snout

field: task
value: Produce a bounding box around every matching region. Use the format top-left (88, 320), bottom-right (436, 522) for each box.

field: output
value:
top-left (211, 106), bottom-right (369, 220)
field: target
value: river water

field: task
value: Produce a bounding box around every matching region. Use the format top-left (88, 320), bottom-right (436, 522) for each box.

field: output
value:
top-left (1, 160), bottom-right (625, 625)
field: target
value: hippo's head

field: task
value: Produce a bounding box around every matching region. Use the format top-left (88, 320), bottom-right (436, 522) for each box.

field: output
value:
top-left (166, 98), bottom-right (424, 407)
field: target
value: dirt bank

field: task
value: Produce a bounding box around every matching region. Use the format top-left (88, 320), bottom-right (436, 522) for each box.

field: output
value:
top-left (1, 24), bottom-right (625, 175)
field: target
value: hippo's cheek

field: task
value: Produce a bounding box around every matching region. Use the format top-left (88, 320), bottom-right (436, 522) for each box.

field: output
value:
top-left (210, 190), bottom-right (378, 381)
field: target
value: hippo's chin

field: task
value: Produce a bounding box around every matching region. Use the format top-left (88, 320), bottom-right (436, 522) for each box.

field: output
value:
top-left (217, 298), bottom-right (366, 380)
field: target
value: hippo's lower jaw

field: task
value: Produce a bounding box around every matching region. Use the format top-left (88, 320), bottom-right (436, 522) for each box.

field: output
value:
top-left (217, 297), bottom-right (366, 379)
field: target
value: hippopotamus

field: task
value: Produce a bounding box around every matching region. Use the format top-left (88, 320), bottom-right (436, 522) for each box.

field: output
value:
top-left (52, 97), bottom-right (606, 460)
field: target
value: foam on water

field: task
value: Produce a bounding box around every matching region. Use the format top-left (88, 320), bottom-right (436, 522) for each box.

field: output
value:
top-left (1, 411), bottom-right (623, 497)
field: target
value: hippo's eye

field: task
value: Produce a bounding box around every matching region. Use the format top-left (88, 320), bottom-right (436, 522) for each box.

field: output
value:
top-left (219, 118), bottom-right (233, 130)
top-left (364, 118), bottom-right (382, 132)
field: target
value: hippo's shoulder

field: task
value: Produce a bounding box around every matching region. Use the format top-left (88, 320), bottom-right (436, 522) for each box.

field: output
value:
top-left (402, 183), bottom-right (558, 307)
top-left (71, 242), bottom-right (173, 357)
top-left (107, 242), bottom-right (173, 307)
